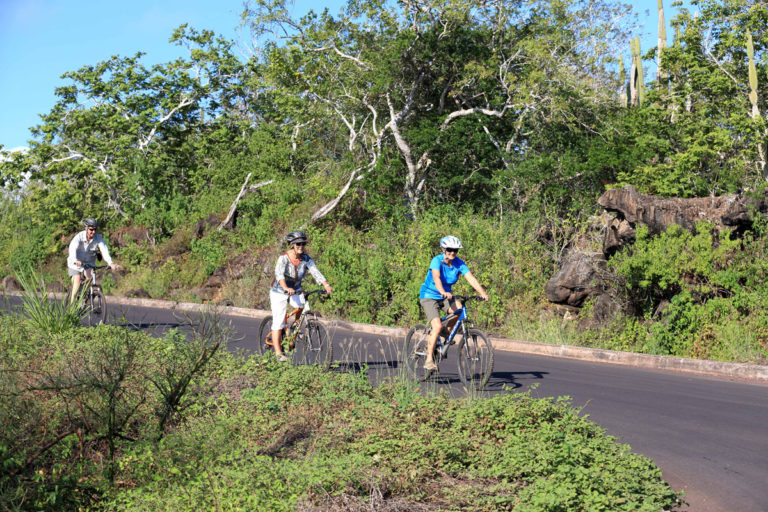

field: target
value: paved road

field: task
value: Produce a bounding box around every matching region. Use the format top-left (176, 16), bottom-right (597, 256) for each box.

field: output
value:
top-left (5, 297), bottom-right (768, 511)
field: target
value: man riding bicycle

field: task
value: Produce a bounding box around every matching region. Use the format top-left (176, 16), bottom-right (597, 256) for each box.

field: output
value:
top-left (419, 235), bottom-right (488, 371)
top-left (67, 218), bottom-right (118, 302)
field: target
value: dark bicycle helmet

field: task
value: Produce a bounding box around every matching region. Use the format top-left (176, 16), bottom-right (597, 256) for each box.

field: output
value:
top-left (83, 218), bottom-right (99, 228)
top-left (285, 230), bottom-right (308, 246)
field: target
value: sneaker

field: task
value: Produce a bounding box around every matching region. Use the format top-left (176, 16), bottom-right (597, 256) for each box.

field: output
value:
top-left (423, 360), bottom-right (438, 371)
top-left (277, 354), bottom-right (289, 362)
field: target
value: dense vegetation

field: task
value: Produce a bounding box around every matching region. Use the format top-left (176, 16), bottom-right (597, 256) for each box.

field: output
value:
top-left (0, 312), bottom-right (681, 510)
top-left (2, 0), bottom-right (768, 363)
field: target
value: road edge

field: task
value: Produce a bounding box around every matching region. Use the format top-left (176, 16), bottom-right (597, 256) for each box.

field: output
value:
top-left (7, 291), bottom-right (768, 383)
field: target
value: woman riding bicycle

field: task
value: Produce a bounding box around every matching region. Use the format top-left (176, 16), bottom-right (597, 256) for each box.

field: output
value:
top-left (67, 218), bottom-right (118, 302)
top-left (269, 230), bottom-right (332, 362)
top-left (419, 235), bottom-right (488, 371)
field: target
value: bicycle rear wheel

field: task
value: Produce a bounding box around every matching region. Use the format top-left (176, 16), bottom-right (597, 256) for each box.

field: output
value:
top-left (456, 328), bottom-right (493, 390)
top-left (403, 324), bottom-right (435, 381)
top-left (257, 316), bottom-right (274, 356)
top-left (294, 318), bottom-right (332, 369)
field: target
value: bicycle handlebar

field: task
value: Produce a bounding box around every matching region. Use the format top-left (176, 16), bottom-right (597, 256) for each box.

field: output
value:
top-left (282, 288), bottom-right (328, 298)
top-left (452, 294), bottom-right (485, 304)
top-left (79, 263), bottom-right (110, 270)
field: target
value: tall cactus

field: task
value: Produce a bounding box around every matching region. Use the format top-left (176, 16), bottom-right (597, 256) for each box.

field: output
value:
top-left (748, 31), bottom-right (759, 119)
top-left (747, 31), bottom-right (767, 179)
top-left (630, 37), bottom-right (645, 106)
top-left (657, 0), bottom-right (667, 84)
top-left (619, 57), bottom-right (629, 107)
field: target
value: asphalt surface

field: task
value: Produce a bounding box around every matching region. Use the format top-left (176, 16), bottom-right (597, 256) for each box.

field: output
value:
top-left (4, 294), bottom-right (768, 512)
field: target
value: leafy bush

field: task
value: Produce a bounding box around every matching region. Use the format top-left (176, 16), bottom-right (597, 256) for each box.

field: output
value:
top-left (603, 222), bottom-right (768, 361)
top-left (0, 312), bottom-right (228, 510)
top-left (99, 361), bottom-right (680, 511)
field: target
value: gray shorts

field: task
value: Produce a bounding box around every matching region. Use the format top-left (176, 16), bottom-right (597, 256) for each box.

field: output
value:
top-left (68, 267), bottom-right (93, 278)
top-left (420, 297), bottom-right (458, 323)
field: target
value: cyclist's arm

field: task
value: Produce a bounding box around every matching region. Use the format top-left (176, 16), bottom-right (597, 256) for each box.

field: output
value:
top-left (274, 256), bottom-right (296, 295)
top-left (306, 258), bottom-right (331, 294)
top-left (96, 236), bottom-right (115, 268)
top-left (463, 271), bottom-right (489, 301)
top-left (431, 268), bottom-right (451, 299)
top-left (68, 234), bottom-right (82, 268)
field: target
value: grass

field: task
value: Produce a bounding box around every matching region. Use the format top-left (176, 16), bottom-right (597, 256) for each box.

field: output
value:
top-left (14, 267), bottom-right (83, 333)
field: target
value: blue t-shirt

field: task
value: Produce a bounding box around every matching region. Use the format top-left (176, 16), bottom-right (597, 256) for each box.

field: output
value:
top-left (419, 254), bottom-right (470, 300)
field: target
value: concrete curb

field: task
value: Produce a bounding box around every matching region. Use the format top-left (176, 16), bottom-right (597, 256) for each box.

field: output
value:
top-left (7, 292), bottom-right (768, 383)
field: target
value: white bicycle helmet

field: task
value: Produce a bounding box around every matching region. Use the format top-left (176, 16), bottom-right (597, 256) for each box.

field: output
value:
top-left (440, 235), bottom-right (463, 249)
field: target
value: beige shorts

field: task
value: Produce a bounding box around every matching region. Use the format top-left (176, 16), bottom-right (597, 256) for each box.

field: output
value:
top-left (420, 297), bottom-right (458, 323)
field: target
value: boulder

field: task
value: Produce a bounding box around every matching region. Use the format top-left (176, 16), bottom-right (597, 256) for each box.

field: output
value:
top-left (206, 253), bottom-right (259, 288)
top-left (2, 276), bottom-right (22, 291)
top-left (603, 217), bottom-right (636, 257)
top-left (125, 288), bottom-right (151, 299)
top-left (544, 252), bottom-right (607, 308)
top-left (110, 226), bottom-right (152, 249)
top-left (46, 282), bottom-right (64, 294)
top-left (193, 215), bottom-right (220, 239)
top-left (192, 286), bottom-right (219, 301)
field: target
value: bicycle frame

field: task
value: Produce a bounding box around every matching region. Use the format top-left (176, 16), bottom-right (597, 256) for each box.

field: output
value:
top-left (279, 290), bottom-right (322, 344)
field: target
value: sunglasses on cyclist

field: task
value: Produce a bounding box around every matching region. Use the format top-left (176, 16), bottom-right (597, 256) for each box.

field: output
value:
top-left (445, 247), bottom-right (459, 253)
top-left (86, 227), bottom-right (96, 231)
top-left (294, 242), bottom-right (307, 247)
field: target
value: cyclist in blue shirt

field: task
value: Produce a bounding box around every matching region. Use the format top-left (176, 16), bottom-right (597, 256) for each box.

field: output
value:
top-left (419, 235), bottom-right (488, 371)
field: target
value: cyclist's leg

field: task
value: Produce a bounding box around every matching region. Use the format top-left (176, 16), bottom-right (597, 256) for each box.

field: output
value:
top-left (444, 298), bottom-right (462, 330)
top-left (420, 298), bottom-right (443, 369)
top-left (269, 290), bottom-right (289, 358)
top-left (69, 269), bottom-right (83, 303)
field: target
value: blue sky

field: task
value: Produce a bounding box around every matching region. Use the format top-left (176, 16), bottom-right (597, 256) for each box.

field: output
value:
top-left (1, 0), bottom-right (684, 151)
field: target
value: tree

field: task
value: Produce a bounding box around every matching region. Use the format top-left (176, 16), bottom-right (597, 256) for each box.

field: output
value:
top-left (242, 0), bottom-right (633, 218)
top-left (617, 0), bottom-right (768, 196)
top-left (3, 27), bottom-right (250, 232)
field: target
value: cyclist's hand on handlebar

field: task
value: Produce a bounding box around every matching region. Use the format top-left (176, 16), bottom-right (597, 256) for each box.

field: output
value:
top-left (480, 291), bottom-right (489, 301)
top-left (75, 260), bottom-right (83, 267)
top-left (441, 291), bottom-right (453, 300)
top-left (323, 283), bottom-right (332, 295)
top-left (285, 287), bottom-right (296, 295)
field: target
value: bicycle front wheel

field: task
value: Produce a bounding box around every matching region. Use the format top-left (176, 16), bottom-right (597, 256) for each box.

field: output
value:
top-left (294, 318), bottom-right (332, 369)
top-left (257, 316), bottom-right (274, 356)
top-left (402, 324), bottom-right (434, 382)
top-left (83, 289), bottom-right (107, 326)
top-left (456, 328), bottom-right (493, 390)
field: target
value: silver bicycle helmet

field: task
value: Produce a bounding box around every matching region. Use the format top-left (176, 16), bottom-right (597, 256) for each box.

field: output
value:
top-left (285, 230), bottom-right (308, 246)
top-left (440, 235), bottom-right (463, 249)
top-left (83, 218), bottom-right (99, 228)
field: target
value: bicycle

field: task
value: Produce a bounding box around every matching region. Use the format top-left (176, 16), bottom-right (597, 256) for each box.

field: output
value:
top-left (257, 289), bottom-right (333, 369)
top-left (402, 294), bottom-right (494, 390)
top-left (67, 263), bottom-right (109, 326)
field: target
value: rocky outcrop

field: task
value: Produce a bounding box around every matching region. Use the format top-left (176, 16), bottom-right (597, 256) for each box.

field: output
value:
top-left (597, 185), bottom-right (768, 237)
top-left (545, 253), bottom-right (607, 308)
top-left (546, 186), bottom-right (768, 323)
